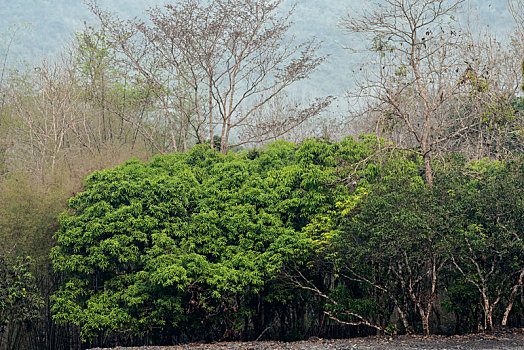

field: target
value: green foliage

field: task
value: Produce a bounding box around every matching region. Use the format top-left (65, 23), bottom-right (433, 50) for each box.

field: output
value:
top-left (49, 137), bottom-right (524, 342)
top-left (329, 155), bottom-right (441, 331)
top-left (52, 140), bottom-right (358, 340)
top-left (0, 255), bottom-right (43, 334)
top-left (436, 157), bottom-right (524, 329)
top-left (301, 150), bottom-right (524, 334)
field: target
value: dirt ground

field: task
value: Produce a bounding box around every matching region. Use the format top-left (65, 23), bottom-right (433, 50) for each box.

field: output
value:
top-left (90, 328), bottom-right (524, 350)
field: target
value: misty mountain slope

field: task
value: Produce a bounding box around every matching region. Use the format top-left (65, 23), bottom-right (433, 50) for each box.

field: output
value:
top-left (0, 0), bottom-right (516, 102)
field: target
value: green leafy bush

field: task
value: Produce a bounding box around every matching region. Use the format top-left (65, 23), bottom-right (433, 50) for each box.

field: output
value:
top-left (0, 255), bottom-right (43, 336)
top-left (51, 141), bottom-right (349, 340)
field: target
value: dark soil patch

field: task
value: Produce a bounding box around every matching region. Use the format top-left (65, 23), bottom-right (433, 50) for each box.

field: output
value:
top-left (90, 328), bottom-right (524, 350)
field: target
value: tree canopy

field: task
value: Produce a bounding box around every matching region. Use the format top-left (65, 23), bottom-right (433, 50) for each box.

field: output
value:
top-left (50, 139), bottom-right (377, 340)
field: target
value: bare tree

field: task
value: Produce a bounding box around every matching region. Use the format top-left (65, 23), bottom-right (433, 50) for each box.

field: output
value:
top-left (7, 57), bottom-right (81, 175)
top-left (72, 25), bottom-right (168, 155)
top-left (6, 46), bottom-right (158, 179)
top-left (87, 0), bottom-right (330, 154)
top-left (342, 0), bottom-right (481, 185)
top-left (508, 0), bottom-right (524, 91)
top-left (509, 0), bottom-right (524, 44)
top-left (239, 92), bottom-right (334, 146)
top-left (436, 26), bottom-right (524, 161)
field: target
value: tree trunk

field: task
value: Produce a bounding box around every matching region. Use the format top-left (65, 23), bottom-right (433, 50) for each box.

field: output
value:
top-left (502, 300), bottom-right (515, 327)
top-left (421, 311), bottom-right (430, 336)
top-left (423, 153), bottom-right (433, 186)
top-left (396, 305), bottom-right (411, 334)
top-left (483, 297), bottom-right (493, 331)
top-left (502, 270), bottom-right (524, 326)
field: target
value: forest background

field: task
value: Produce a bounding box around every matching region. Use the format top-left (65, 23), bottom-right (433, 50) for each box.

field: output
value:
top-left (1, 0), bottom-right (524, 349)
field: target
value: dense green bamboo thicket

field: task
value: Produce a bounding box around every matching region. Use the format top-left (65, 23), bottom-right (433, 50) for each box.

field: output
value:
top-left (3, 136), bottom-right (524, 348)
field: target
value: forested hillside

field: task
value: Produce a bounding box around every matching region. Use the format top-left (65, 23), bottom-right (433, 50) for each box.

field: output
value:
top-left (0, 0), bottom-right (515, 100)
top-left (1, 0), bottom-right (524, 349)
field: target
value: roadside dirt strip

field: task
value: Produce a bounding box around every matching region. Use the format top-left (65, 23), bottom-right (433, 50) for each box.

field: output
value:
top-left (90, 329), bottom-right (524, 350)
